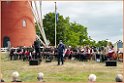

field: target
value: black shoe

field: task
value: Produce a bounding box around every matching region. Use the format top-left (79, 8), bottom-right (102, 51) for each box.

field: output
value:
top-left (61, 63), bottom-right (64, 65)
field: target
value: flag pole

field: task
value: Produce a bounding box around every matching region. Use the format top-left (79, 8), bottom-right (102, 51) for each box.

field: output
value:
top-left (55, 2), bottom-right (57, 48)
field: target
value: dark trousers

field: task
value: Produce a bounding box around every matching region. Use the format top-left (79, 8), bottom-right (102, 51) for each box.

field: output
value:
top-left (10, 54), bottom-right (13, 60)
top-left (58, 52), bottom-right (64, 65)
top-left (96, 54), bottom-right (100, 59)
top-left (19, 54), bottom-right (22, 60)
top-left (35, 48), bottom-right (40, 59)
top-left (101, 54), bottom-right (107, 62)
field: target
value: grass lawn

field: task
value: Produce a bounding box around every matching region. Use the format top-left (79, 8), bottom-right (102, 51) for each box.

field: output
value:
top-left (0, 52), bottom-right (123, 82)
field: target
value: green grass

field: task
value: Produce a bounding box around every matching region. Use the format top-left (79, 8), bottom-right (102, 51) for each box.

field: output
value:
top-left (1, 52), bottom-right (123, 82)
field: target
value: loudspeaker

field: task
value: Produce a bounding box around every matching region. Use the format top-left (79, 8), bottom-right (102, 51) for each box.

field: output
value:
top-left (106, 60), bottom-right (117, 66)
top-left (29, 60), bottom-right (40, 65)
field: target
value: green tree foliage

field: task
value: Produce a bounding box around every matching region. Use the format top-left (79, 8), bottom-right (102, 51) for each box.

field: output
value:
top-left (43, 12), bottom-right (70, 45)
top-left (96, 40), bottom-right (108, 47)
top-left (65, 22), bottom-right (88, 47)
top-left (36, 12), bottom-right (93, 47)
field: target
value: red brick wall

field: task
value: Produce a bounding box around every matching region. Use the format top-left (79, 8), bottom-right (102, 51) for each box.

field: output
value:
top-left (1, 1), bottom-right (36, 47)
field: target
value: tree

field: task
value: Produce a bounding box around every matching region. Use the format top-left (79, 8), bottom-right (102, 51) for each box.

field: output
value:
top-left (96, 40), bottom-right (108, 47)
top-left (62, 21), bottom-right (89, 47)
top-left (43, 12), bottom-right (70, 46)
top-left (41, 12), bottom-right (89, 47)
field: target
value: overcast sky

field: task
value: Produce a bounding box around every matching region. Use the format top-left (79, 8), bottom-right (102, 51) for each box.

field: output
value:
top-left (41, 1), bottom-right (123, 43)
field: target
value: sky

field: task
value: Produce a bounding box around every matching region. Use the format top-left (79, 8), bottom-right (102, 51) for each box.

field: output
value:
top-left (41, 1), bottom-right (123, 44)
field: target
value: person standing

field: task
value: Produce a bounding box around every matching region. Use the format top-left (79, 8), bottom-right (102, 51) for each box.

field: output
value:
top-left (33, 39), bottom-right (41, 60)
top-left (57, 40), bottom-right (65, 65)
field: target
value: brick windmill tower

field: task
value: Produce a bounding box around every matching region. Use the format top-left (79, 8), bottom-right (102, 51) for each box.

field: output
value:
top-left (1, 1), bottom-right (36, 47)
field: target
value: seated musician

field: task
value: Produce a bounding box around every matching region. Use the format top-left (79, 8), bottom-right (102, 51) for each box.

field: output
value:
top-left (64, 46), bottom-right (71, 60)
top-left (117, 48), bottom-right (123, 61)
top-left (25, 49), bottom-right (30, 61)
top-left (83, 46), bottom-right (90, 60)
top-left (10, 49), bottom-right (15, 60)
top-left (107, 45), bottom-right (115, 60)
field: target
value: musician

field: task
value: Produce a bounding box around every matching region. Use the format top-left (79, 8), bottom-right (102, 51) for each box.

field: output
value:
top-left (100, 46), bottom-right (107, 62)
top-left (10, 49), bottom-right (15, 60)
top-left (83, 46), bottom-right (90, 61)
top-left (64, 46), bottom-right (71, 60)
top-left (117, 48), bottom-right (121, 54)
top-left (107, 45), bottom-right (115, 60)
top-left (33, 38), bottom-right (41, 60)
top-left (117, 48), bottom-right (123, 61)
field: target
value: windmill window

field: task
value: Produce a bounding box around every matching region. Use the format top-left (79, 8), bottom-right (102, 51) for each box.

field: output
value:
top-left (22, 19), bottom-right (26, 27)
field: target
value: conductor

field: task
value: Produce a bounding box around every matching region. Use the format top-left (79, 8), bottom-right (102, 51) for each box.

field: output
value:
top-left (34, 38), bottom-right (41, 60)
top-left (57, 40), bottom-right (65, 65)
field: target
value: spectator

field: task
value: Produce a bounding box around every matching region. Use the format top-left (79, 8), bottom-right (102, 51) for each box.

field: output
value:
top-left (115, 74), bottom-right (123, 82)
top-left (37, 72), bottom-right (45, 82)
top-left (11, 71), bottom-right (22, 82)
top-left (1, 74), bottom-right (5, 82)
top-left (88, 74), bottom-right (96, 82)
